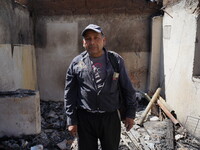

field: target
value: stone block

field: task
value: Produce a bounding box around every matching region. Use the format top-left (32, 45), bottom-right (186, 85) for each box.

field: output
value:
top-left (0, 89), bottom-right (41, 137)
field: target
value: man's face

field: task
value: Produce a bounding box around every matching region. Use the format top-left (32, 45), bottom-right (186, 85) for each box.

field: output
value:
top-left (83, 30), bottom-right (106, 58)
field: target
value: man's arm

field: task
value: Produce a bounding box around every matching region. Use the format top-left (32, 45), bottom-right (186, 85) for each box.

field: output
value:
top-left (118, 56), bottom-right (138, 131)
top-left (64, 62), bottom-right (78, 126)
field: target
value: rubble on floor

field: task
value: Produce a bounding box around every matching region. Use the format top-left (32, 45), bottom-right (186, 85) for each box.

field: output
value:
top-left (120, 112), bottom-right (200, 150)
top-left (0, 100), bottom-right (200, 150)
top-left (0, 101), bottom-right (70, 150)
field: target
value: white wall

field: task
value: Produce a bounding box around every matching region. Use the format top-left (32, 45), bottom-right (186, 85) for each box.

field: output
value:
top-left (162, 0), bottom-right (200, 137)
top-left (148, 16), bottom-right (163, 94)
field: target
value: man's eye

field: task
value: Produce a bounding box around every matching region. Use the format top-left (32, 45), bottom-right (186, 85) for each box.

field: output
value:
top-left (85, 38), bottom-right (91, 41)
top-left (94, 37), bottom-right (101, 40)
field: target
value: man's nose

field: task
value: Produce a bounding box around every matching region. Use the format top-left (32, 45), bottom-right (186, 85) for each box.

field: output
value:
top-left (90, 39), bottom-right (95, 44)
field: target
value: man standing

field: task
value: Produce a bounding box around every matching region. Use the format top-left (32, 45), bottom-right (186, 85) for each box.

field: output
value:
top-left (64, 24), bottom-right (137, 150)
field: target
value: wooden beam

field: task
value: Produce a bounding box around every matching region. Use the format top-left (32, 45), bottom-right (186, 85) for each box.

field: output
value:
top-left (142, 92), bottom-right (180, 126)
top-left (138, 88), bottom-right (161, 126)
top-left (143, 93), bottom-right (173, 113)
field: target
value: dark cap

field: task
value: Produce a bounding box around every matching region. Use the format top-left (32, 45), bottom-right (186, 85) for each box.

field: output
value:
top-left (81, 24), bottom-right (104, 36)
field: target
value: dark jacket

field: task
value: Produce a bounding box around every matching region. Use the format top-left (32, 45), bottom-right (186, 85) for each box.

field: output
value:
top-left (64, 49), bottom-right (137, 125)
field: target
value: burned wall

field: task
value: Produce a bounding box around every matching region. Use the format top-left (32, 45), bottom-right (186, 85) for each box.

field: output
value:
top-left (32, 0), bottom-right (161, 16)
top-left (35, 1), bottom-right (162, 101)
top-left (0, 0), bottom-right (33, 45)
top-left (0, 0), bottom-right (37, 91)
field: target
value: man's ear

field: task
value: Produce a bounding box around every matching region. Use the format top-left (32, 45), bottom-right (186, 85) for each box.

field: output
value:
top-left (83, 40), bottom-right (86, 48)
top-left (103, 37), bottom-right (106, 47)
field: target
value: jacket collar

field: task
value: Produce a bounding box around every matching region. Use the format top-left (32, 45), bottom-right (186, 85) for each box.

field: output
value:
top-left (81, 47), bottom-right (109, 63)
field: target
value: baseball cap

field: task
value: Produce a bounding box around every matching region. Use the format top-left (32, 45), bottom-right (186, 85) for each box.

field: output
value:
top-left (81, 24), bottom-right (104, 36)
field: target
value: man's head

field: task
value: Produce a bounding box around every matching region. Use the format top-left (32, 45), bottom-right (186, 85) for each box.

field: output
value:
top-left (81, 24), bottom-right (104, 37)
top-left (82, 24), bottom-right (106, 58)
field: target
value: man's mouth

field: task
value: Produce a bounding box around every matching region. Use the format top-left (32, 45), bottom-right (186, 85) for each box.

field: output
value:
top-left (89, 46), bottom-right (97, 49)
top-left (88, 46), bottom-right (98, 50)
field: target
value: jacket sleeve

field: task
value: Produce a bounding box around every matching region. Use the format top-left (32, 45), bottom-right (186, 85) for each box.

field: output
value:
top-left (64, 61), bottom-right (78, 126)
top-left (118, 56), bottom-right (138, 119)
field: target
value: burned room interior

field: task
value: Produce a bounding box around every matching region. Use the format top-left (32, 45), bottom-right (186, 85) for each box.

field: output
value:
top-left (0, 0), bottom-right (200, 149)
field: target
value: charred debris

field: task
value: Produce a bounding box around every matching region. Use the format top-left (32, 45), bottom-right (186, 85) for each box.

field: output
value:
top-left (0, 89), bottom-right (200, 150)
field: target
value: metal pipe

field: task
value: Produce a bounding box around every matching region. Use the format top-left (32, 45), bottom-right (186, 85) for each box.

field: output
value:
top-left (157, 100), bottom-right (179, 125)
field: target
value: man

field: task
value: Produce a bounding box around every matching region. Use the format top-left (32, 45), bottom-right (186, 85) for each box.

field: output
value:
top-left (64, 24), bottom-right (137, 150)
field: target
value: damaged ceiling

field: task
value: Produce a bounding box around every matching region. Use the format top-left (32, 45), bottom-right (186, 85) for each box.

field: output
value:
top-left (15, 0), bottom-right (162, 16)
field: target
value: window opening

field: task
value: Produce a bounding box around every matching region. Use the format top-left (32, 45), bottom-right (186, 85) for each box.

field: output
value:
top-left (193, 16), bottom-right (200, 78)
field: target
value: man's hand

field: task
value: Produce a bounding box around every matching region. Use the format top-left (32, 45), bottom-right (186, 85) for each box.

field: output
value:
top-left (124, 118), bottom-right (135, 131)
top-left (68, 125), bottom-right (77, 137)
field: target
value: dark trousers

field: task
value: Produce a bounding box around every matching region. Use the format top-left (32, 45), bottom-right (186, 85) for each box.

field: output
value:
top-left (77, 109), bottom-right (121, 150)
